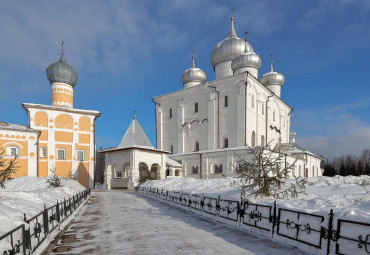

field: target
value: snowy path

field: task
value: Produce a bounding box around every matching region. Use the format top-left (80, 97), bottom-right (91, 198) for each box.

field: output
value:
top-left (49, 191), bottom-right (309, 255)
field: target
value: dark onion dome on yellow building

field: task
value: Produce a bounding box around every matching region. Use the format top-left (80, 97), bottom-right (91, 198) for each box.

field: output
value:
top-left (46, 42), bottom-right (78, 87)
top-left (181, 51), bottom-right (207, 88)
top-left (259, 55), bottom-right (285, 87)
top-left (210, 15), bottom-right (253, 70)
top-left (231, 33), bottom-right (261, 76)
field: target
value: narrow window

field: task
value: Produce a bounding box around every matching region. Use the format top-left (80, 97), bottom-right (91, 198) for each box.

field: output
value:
top-left (57, 148), bottom-right (66, 160)
top-left (194, 102), bottom-right (198, 113)
top-left (195, 141), bottom-right (199, 151)
top-left (312, 166), bottom-right (315, 177)
top-left (169, 108), bottom-right (172, 119)
top-left (77, 150), bottom-right (85, 161)
top-left (40, 147), bottom-right (47, 158)
top-left (215, 164), bottom-right (223, 174)
top-left (261, 135), bottom-right (265, 147)
top-left (299, 165), bottom-right (302, 176)
top-left (262, 103), bottom-right (264, 115)
top-left (251, 94), bottom-right (254, 108)
top-left (225, 96), bottom-right (228, 107)
top-left (115, 170), bottom-right (122, 178)
top-left (224, 138), bottom-right (228, 148)
top-left (170, 145), bottom-right (173, 154)
top-left (251, 131), bottom-right (256, 147)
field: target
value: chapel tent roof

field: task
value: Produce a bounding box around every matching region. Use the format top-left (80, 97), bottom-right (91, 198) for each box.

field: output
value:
top-left (117, 118), bottom-right (154, 150)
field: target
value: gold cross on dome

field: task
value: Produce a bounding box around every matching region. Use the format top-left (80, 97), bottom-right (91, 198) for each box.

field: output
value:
top-left (231, 8), bottom-right (234, 20)
top-left (61, 40), bottom-right (64, 50)
top-left (134, 110), bottom-right (136, 119)
top-left (245, 31), bottom-right (248, 41)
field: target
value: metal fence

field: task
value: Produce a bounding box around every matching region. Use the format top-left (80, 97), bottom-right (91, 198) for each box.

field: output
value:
top-left (0, 188), bottom-right (91, 255)
top-left (137, 186), bottom-right (370, 255)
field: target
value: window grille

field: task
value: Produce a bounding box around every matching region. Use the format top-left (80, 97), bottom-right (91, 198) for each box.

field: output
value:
top-left (77, 150), bottom-right (85, 161)
top-left (40, 147), bottom-right (47, 158)
top-left (215, 164), bottom-right (223, 174)
top-left (57, 149), bottom-right (65, 160)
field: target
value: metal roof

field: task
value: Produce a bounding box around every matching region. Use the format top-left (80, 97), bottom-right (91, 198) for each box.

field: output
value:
top-left (0, 122), bottom-right (39, 133)
top-left (117, 118), bottom-right (154, 150)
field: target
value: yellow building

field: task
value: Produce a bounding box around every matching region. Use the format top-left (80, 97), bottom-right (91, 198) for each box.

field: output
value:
top-left (0, 44), bottom-right (100, 188)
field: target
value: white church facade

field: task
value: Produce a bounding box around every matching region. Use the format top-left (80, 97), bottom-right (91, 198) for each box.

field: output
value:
top-left (152, 16), bottom-right (322, 179)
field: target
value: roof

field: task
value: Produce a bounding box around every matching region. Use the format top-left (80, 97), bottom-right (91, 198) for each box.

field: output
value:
top-left (22, 103), bottom-right (101, 117)
top-left (118, 118), bottom-right (153, 149)
top-left (100, 117), bottom-right (168, 154)
top-left (274, 143), bottom-right (323, 160)
top-left (167, 156), bottom-right (183, 167)
top-left (0, 121), bottom-right (39, 133)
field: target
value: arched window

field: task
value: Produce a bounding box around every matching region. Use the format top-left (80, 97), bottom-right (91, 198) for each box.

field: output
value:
top-left (7, 146), bottom-right (19, 156)
top-left (251, 94), bottom-right (254, 108)
top-left (224, 96), bottom-right (228, 107)
top-left (261, 135), bottom-right (265, 147)
top-left (215, 164), bottom-right (223, 174)
top-left (192, 166), bottom-right (199, 174)
top-left (224, 138), bottom-right (228, 148)
top-left (251, 131), bottom-right (256, 147)
top-left (194, 102), bottom-right (198, 113)
top-left (169, 108), bottom-right (172, 119)
top-left (195, 141), bottom-right (199, 151)
top-left (312, 166), bottom-right (315, 177)
top-left (170, 145), bottom-right (174, 154)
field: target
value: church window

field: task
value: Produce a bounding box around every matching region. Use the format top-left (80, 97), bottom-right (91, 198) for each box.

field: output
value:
top-left (215, 164), bottom-right (223, 174)
top-left (8, 146), bottom-right (19, 156)
top-left (192, 166), bottom-right (199, 174)
top-left (40, 147), bottom-right (47, 158)
top-left (224, 138), bottom-right (228, 148)
top-left (261, 135), bottom-right (265, 147)
top-left (251, 131), bottom-right (256, 147)
top-left (170, 145), bottom-right (173, 154)
top-left (262, 103), bottom-right (264, 115)
top-left (251, 94), bottom-right (254, 108)
top-left (57, 148), bottom-right (66, 160)
top-left (169, 108), bottom-right (172, 119)
top-left (224, 96), bottom-right (228, 107)
top-left (77, 150), bottom-right (85, 161)
top-left (195, 141), bottom-right (199, 151)
top-left (312, 166), bottom-right (315, 177)
top-left (299, 165), bottom-right (302, 176)
top-left (194, 102), bottom-right (198, 113)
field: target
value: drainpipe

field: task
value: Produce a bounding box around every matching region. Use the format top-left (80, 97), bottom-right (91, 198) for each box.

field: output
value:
top-left (93, 113), bottom-right (101, 188)
top-left (199, 153), bottom-right (203, 179)
top-left (303, 153), bottom-right (308, 177)
top-left (287, 109), bottom-right (293, 143)
top-left (266, 95), bottom-right (273, 145)
top-left (152, 98), bottom-right (160, 149)
top-left (207, 86), bottom-right (219, 149)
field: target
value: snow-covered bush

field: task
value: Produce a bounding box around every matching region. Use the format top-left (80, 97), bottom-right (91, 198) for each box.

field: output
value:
top-left (0, 148), bottom-right (18, 189)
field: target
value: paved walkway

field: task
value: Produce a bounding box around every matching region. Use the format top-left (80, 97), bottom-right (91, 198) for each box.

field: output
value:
top-left (49, 191), bottom-right (309, 255)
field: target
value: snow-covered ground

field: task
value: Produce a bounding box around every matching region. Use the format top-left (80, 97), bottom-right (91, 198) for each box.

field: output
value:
top-left (140, 175), bottom-right (370, 223)
top-left (0, 176), bottom-right (85, 236)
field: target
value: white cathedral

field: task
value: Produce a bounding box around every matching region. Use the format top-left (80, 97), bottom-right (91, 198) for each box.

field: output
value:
top-left (104, 16), bottom-right (322, 189)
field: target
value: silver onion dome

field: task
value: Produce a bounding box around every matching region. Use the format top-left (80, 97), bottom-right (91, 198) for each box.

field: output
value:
top-left (181, 53), bottom-right (206, 87)
top-left (231, 39), bottom-right (261, 72)
top-left (210, 18), bottom-right (253, 69)
top-left (259, 56), bottom-right (284, 87)
top-left (46, 44), bottom-right (78, 87)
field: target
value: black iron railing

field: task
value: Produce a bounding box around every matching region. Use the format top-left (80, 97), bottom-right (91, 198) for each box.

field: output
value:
top-left (0, 188), bottom-right (91, 255)
top-left (137, 186), bottom-right (370, 255)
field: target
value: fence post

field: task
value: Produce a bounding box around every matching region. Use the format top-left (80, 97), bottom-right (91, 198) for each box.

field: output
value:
top-left (271, 201), bottom-right (277, 237)
top-left (56, 200), bottom-right (60, 223)
top-left (43, 204), bottom-right (49, 235)
top-left (326, 209), bottom-right (334, 255)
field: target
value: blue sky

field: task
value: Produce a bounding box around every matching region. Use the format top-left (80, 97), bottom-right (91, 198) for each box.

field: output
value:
top-left (0, 0), bottom-right (369, 159)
